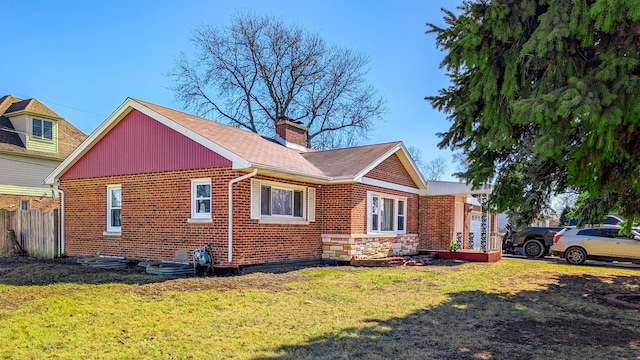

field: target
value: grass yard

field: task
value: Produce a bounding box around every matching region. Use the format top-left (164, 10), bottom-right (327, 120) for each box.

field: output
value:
top-left (0, 257), bottom-right (639, 360)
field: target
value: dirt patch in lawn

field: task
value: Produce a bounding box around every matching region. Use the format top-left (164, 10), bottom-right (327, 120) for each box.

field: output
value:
top-left (0, 256), bottom-right (157, 286)
top-left (493, 318), bottom-right (639, 347)
top-left (0, 256), bottom-right (307, 294)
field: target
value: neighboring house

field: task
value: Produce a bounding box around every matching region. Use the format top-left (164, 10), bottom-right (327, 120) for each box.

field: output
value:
top-left (0, 95), bottom-right (86, 211)
top-left (45, 98), bottom-right (496, 270)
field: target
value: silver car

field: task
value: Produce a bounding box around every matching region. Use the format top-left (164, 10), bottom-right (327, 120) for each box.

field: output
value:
top-left (550, 226), bottom-right (640, 265)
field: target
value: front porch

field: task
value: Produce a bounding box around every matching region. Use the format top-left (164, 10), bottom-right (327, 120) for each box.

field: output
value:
top-left (419, 181), bottom-right (502, 262)
top-left (426, 249), bottom-right (502, 262)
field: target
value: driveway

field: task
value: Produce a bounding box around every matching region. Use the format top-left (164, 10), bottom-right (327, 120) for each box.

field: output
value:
top-left (501, 253), bottom-right (640, 270)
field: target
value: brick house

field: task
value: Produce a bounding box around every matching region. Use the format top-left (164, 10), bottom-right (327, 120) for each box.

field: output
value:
top-left (45, 98), bottom-right (497, 270)
top-left (0, 95), bottom-right (86, 212)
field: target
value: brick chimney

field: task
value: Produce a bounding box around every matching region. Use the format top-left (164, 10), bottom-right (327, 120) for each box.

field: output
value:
top-left (275, 116), bottom-right (308, 150)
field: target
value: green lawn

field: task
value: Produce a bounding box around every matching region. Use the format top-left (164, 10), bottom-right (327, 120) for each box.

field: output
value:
top-left (0, 258), bottom-right (639, 359)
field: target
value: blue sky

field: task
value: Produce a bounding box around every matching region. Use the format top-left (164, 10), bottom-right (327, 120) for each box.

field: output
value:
top-left (2, 0), bottom-right (460, 180)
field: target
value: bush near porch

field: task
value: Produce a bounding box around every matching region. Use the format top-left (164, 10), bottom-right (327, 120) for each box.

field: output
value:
top-left (0, 257), bottom-right (638, 359)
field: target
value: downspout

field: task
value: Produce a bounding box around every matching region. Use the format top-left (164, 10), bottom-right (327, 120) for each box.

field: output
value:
top-left (49, 185), bottom-right (65, 257)
top-left (228, 168), bottom-right (258, 264)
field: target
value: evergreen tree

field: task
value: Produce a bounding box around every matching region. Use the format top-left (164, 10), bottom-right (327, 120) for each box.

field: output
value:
top-left (427, 0), bottom-right (640, 230)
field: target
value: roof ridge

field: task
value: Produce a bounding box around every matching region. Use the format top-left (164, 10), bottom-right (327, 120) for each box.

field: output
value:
top-left (132, 98), bottom-right (249, 132)
top-left (4, 97), bottom-right (62, 118)
top-left (306, 141), bottom-right (401, 155)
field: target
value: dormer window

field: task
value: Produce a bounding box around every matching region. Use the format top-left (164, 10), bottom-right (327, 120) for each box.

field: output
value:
top-left (32, 118), bottom-right (53, 140)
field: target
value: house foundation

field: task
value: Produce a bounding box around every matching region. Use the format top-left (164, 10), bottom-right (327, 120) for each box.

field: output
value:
top-left (322, 233), bottom-right (419, 261)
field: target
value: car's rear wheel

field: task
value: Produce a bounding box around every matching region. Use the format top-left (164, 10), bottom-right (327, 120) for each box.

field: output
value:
top-left (524, 239), bottom-right (546, 258)
top-left (565, 247), bottom-right (587, 265)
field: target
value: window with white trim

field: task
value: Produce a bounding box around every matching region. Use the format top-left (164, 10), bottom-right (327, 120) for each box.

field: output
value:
top-left (251, 180), bottom-right (315, 222)
top-left (397, 200), bottom-right (405, 232)
top-left (367, 191), bottom-right (407, 234)
top-left (106, 185), bottom-right (122, 233)
top-left (32, 118), bottom-right (53, 141)
top-left (191, 178), bottom-right (211, 219)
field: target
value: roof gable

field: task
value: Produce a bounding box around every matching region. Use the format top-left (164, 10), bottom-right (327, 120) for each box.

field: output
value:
top-left (364, 153), bottom-right (418, 188)
top-left (4, 98), bottom-right (62, 119)
top-left (133, 99), bottom-right (324, 178)
top-left (61, 109), bottom-right (232, 180)
top-left (301, 142), bottom-right (400, 179)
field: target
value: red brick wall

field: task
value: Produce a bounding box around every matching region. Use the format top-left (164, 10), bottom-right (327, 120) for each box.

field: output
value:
top-left (318, 184), bottom-right (354, 234)
top-left (61, 160), bottom-right (424, 266)
top-left (365, 153), bottom-right (417, 188)
top-left (419, 195), bottom-right (455, 250)
top-left (0, 194), bottom-right (59, 212)
top-left (61, 168), bottom-right (322, 267)
top-left (318, 183), bottom-right (418, 235)
top-left (233, 174), bottom-right (321, 265)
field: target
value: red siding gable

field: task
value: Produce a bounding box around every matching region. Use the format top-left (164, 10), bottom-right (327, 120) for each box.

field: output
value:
top-left (61, 109), bottom-right (232, 180)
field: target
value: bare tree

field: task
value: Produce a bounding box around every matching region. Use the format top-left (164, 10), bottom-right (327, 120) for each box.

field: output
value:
top-left (407, 146), bottom-right (426, 171)
top-left (169, 12), bottom-right (387, 149)
top-left (407, 146), bottom-right (448, 181)
top-left (423, 157), bottom-right (448, 181)
top-left (451, 151), bottom-right (468, 177)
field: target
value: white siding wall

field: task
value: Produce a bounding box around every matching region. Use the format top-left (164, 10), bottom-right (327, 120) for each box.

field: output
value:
top-left (0, 154), bottom-right (58, 195)
top-left (9, 114), bottom-right (28, 145)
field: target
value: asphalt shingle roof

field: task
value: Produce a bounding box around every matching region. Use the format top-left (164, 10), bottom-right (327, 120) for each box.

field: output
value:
top-left (133, 99), bottom-right (404, 181)
top-left (0, 94), bottom-right (86, 160)
top-left (0, 116), bottom-right (24, 148)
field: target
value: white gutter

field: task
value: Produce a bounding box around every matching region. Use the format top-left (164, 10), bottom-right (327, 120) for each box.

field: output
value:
top-left (228, 168), bottom-right (258, 263)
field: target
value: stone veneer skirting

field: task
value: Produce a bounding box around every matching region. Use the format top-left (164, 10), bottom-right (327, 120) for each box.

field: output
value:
top-left (322, 234), bottom-right (419, 261)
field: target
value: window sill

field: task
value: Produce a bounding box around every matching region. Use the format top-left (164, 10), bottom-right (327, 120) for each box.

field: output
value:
top-left (258, 219), bottom-right (310, 225)
top-left (365, 232), bottom-right (407, 238)
top-left (188, 218), bottom-right (212, 223)
top-left (103, 231), bottom-right (121, 236)
top-left (29, 136), bottom-right (54, 144)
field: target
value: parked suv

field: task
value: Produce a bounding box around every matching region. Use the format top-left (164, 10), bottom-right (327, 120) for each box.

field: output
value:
top-left (550, 226), bottom-right (640, 265)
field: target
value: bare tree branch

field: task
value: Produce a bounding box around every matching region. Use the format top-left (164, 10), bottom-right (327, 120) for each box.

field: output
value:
top-left (169, 11), bottom-right (387, 149)
top-left (407, 146), bottom-right (448, 181)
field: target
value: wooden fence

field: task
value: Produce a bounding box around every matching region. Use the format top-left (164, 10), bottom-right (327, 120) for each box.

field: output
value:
top-left (0, 209), bottom-right (59, 258)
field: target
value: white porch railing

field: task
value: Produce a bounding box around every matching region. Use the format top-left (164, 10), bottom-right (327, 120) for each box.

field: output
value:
top-left (454, 232), bottom-right (503, 252)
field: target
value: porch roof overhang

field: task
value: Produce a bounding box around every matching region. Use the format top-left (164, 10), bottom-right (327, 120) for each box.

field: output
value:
top-left (426, 180), bottom-right (492, 197)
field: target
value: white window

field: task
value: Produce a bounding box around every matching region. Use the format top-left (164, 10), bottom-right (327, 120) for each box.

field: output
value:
top-left (367, 191), bottom-right (407, 234)
top-left (251, 180), bottom-right (315, 222)
top-left (397, 200), bottom-right (405, 232)
top-left (191, 178), bottom-right (211, 219)
top-left (106, 185), bottom-right (122, 233)
top-left (32, 118), bottom-right (53, 140)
